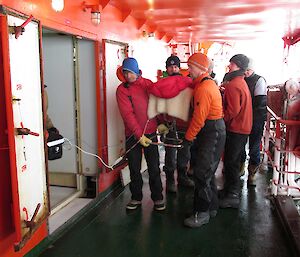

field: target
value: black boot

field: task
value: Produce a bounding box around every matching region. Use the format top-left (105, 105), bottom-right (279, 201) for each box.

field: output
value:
top-left (219, 192), bottom-right (240, 209)
top-left (184, 211), bottom-right (210, 228)
top-left (165, 170), bottom-right (177, 193)
top-left (178, 170), bottom-right (194, 187)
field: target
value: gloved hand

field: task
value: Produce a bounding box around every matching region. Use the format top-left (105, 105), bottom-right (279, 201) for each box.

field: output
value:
top-left (139, 135), bottom-right (152, 147)
top-left (157, 124), bottom-right (169, 135)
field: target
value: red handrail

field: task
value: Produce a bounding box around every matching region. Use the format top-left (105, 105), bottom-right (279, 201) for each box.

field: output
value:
top-left (267, 106), bottom-right (300, 126)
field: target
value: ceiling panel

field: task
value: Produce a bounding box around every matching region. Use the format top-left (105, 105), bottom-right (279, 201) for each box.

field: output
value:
top-left (107, 0), bottom-right (300, 43)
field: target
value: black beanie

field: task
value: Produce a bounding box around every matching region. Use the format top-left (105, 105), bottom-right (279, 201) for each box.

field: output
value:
top-left (230, 54), bottom-right (249, 71)
top-left (166, 55), bottom-right (180, 68)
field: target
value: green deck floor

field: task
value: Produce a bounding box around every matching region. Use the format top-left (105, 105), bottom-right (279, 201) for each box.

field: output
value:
top-left (38, 171), bottom-right (293, 257)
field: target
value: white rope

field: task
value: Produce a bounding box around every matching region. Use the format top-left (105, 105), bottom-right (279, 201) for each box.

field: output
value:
top-left (61, 120), bottom-right (182, 171)
top-left (63, 138), bottom-right (114, 170)
top-left (61, 119), bottom-right (151, 171)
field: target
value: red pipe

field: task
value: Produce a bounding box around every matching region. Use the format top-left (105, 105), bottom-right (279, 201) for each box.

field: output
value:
top-left (20, 15), bottom-right (33, 29)
top-left (272, 180), bottom-right (300, 191)
top-left (267, 106), bottom-right (300, 126)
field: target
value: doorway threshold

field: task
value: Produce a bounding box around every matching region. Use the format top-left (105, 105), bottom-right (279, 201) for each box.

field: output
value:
top-left (49, 194), bottom-right (92, 234)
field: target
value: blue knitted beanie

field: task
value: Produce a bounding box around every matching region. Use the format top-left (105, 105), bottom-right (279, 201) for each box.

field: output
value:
top-left (122, 57), bottom-right (140, 75)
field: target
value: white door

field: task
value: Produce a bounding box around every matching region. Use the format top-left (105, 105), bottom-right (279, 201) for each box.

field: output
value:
top-left (5, 14), bottom-right (49, 251)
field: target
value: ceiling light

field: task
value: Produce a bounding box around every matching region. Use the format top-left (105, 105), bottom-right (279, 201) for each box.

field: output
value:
top-left (82, 1), bottom-right (101, 25)
top-left (51, 0), bottom-right (64, 12)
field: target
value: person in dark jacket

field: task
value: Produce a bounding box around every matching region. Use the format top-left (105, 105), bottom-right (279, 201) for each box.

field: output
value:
top-left (116, 57), bottom-right (165, 211)
top-left (219, 54), bottom-right (253, 208)
top-left (160, 55), bottom-right (194, 193)
top-left (241, 59), bottom-right (267, 186)
top-left (183, 53), bottom-right (226, 228)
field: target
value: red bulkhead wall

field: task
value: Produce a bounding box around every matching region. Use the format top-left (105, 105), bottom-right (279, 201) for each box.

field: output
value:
top-left (0, 15), bottom-right (13, 241)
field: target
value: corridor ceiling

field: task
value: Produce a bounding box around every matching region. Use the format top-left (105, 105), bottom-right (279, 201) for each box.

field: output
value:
top-left (107, 0), bottom-right (300, 43)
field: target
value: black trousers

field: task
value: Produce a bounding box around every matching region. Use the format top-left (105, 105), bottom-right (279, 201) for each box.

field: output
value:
top-left (193, 119), bottom-right (226, 212)
top-left (126, 133), bottom-right (163, 202)
top-left (241, 118), bottom-right (265, 166)
top-left (163, 129), bottom-right (189, 179)
top-left (224, 131), bottom-right (248, 194)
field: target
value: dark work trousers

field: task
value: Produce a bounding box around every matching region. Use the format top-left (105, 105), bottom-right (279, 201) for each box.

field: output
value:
top-left (193, 119), bottom-right (226, 212)
top-left (190, 143), bottom-right (197, 171)
top-left (224, 131), bottom-right (249, 194)
top-left (241, 118), bottom-right (265, 166)
top-left (126, 133), bottom-right (163, 202)
top-left (163, 129), bottom-right (188, 180)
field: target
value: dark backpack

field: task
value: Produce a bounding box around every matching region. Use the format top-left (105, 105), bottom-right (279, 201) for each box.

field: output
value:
top-left (47, 128), bottom-right (64, 160)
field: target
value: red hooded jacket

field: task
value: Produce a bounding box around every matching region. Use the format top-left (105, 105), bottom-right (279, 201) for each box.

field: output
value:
top-left (116, 77), bottom-right (157, 139)
top-left (116, 75), bottom-right (194, 138)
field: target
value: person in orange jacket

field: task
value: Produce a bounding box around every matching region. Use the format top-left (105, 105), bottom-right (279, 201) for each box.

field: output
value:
top-left (219, 54), bottom-right (253, 208)
top-left (183, 53), bottom-right (226, 228)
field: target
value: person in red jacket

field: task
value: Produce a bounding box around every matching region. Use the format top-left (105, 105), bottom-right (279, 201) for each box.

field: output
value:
top-left (219, 54), bottom-right (253, 208)
top-left (183, 53), bottom-right (226, 228)
top-left (116, 57), bottom-right (165, 211)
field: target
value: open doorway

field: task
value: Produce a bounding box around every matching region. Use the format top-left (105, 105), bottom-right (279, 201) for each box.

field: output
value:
top-left (42, 28), bottom-right (98, 233)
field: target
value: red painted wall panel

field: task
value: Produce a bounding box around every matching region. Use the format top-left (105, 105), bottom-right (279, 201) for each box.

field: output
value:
top-left (0, 223), bottom-right (48, 257)
top-left (0, 16), bottom-right (13, 240)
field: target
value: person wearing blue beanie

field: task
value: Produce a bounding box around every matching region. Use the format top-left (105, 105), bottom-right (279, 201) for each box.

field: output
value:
top-left (122, 57), bottom-right (140, 76)
top-left (116, 57), bottom-right (165, 211)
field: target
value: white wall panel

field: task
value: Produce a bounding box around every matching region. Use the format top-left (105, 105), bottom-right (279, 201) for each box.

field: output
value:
top-left (105, 41), bottom-right (126, 165)
top-left (78, 39), bottom-right (98, 175)
top-left (43, 35), bottom-right (77, 173)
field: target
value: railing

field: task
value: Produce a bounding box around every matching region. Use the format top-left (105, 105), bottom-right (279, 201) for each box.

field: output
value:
top-left (262, 106), bottom-right (300, 196)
